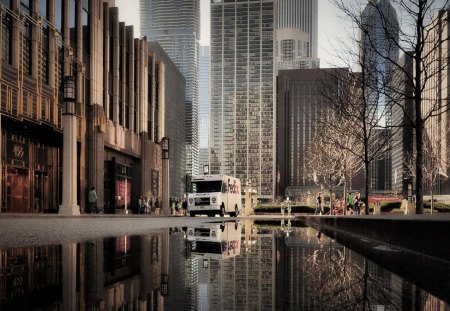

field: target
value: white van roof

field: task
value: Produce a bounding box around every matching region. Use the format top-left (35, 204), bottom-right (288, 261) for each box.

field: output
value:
top-left (191, 175), bottom-right (240, 182)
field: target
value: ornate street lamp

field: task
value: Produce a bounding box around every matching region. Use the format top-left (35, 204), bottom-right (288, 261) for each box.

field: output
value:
top-left (160, 273), bottom-right (169, 296)
top-left (203, 258), bottom-right (209, 269)
top-left (59, 76), bottom-right (80, 215)
top-left (161, 137), bottom-right (170, 216)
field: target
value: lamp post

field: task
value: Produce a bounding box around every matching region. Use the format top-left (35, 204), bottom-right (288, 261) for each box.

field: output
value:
top-left (161, 137), bottom-right (170, 216)
top-left (59, 76), bottom-right (80, 215)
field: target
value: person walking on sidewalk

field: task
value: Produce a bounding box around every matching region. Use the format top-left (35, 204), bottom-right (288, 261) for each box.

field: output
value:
top-left (88, 187), bottom-right (99, 214)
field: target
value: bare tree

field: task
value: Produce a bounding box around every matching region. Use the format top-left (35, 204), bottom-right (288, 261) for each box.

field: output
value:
top-left (405, 119), bottom-right (450, 213)
top-left (318, 69), bottom-right (390, 215)
top-left (333, 0), bottom-right (450, 213)
top-left (305, 109), bottom-right (363, 214)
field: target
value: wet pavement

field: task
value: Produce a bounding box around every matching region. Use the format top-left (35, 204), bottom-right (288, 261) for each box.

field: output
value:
top-left (0, 216), bottom-right (448, 310)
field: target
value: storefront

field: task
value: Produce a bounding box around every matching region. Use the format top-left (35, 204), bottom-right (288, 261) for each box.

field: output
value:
top-left (104, 155), bottom-right (136, 214)
top-left (1, 128), bottom-right (61, 214)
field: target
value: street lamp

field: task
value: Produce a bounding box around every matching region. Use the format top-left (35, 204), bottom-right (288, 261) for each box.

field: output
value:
top-left (203, 258), bottom-right (209, 269)
top-left (160, 273), bottom-right (169, 296)
top-left (161, 137), bottom-right (170, 216)
top-left (59, 76), bottom-right (80, 215)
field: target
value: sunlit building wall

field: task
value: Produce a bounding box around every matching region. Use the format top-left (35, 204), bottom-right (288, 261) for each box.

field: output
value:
top-left (199, 45), bottom-right (210, 171)
top-left (210, 0), bottom-right (275, 199)
top-left (276, 0), bottom-right (319, 70)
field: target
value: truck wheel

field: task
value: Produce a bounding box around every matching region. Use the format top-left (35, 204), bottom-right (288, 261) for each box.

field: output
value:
top-left (220, 205), bottom-right (225, 217)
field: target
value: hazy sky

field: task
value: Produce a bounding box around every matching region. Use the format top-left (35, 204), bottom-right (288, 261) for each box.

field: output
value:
top-left (116, 0), bottom-right (351, 67)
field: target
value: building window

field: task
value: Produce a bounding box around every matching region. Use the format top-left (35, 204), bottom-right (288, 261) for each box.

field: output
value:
top-left (55, 0), bottom-right (62, 32)
top-left (39, 0), bottom-right (48, 18)
top-left (23, 21), bottom-right (33, 75)
top-left (281, 39), bottom-right (294, 61)
top-left (154, 64), bottom-right (159, 143)
top-left (82, 4), bottom-right (89, 54)
top-left (0, 0), bottom-right (11, 8)
top-left (42, 27), bottom-right (49, 84)
top-left (69, 0), bottom-right (76, 49)
top-left (1, 12), bottom-right (12, 64)
top-left (147, 61), bottom-right (152, 140)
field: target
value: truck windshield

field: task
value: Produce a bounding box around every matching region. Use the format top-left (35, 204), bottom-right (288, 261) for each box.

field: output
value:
top-left (188, 241), bottom-right (224, 254)
top-left (190, 181), bottom-right (222, 193)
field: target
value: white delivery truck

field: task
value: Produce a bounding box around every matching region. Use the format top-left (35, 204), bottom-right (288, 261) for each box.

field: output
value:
top-left (187, 174), bottom-right (242, 217)
top-left (186, 221), bottom-right (242, 260)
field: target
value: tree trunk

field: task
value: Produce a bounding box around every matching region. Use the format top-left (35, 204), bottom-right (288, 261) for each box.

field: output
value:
top-left (364, 161), bottom-right (370, 215)
top-left (414, 1), bottom-right (424, 214)
top-left (430, 189), bottom-right (434, 214)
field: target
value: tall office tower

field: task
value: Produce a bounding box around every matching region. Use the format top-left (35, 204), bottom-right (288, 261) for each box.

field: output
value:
top-left (391, 54), bottom-right (414, 196)
top-left (210, 0), bottom-right (275, 199)
top-left (199, 46), bottom-right (211, 171)
top-left (277, 68), bottom-right (348, 197)
top-left (360, 0), bottom-right (399, 191)
top-left (276, 0), bottom-right (319, 70)
top-left (140, 0), bottom-right (201, 176)
top-left (421, 9), bottom-right (450, 194)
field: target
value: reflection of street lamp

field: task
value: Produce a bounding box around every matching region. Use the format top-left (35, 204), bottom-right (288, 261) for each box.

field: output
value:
top-left (160, 273), bottom-right (169, 296)
top-left (245, 179), bottom-right (253, 215)
top-left (60, 76), bottom-right (80, 216)
top-left (203, 258), bottom-right (209, 269)
top-left (320, 184), bottom-right (324, 214)
top-left (161, 137), bottom-right (169, 216)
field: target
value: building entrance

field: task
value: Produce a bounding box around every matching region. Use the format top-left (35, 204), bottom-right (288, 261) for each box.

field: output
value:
top-left (6, 168), bottom-right (30, 213)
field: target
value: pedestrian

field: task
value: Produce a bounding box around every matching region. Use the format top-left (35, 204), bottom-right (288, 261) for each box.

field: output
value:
top-left (315, 192), bottom-right (323, 215)
top-left (182, 199), bottom-right (187, 216)
top-left (143, 196), bottom-right (150, 214)
top-left (138, 196), bottom-right (143, 214)
top-left (88, 187), bottom-right (99, 214)
top-left (346, 192), bottom-right (354, 214)
top-left (354, 192), bottom-right (360, 215)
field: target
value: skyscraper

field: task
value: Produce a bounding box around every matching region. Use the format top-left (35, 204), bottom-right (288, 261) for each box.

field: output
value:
top-left (140, 0), bottom-right (200, 176)
top-left (199, 46), bottom-right (210, 171)
top-left (210, 0), bottom-right (275, 199)
top-left (276, 0), bottom-right (319, 70)
top-left (360, 0), bottom-right (399, 191)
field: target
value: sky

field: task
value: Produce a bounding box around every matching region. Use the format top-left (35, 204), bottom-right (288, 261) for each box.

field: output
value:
top-left (115, 0), bottom-right (351, 68)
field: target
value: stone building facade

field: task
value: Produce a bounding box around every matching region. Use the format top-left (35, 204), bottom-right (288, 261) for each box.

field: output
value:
top-left (0, 0), bottom-right (185, 213)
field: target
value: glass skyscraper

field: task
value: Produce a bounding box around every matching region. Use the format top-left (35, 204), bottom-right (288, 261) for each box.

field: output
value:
top-left (140, 0), bottom-right (200, 176)
top-left (360, 0), bottom-right (399, 191)
top-left (210, 0), bottom-right (275, 199)
top-left (199, 45), bottom-right (210, 171)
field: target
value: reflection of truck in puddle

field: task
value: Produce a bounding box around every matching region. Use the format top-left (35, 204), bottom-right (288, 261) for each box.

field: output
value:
top-left (186, 221), bottom-right (242, 259)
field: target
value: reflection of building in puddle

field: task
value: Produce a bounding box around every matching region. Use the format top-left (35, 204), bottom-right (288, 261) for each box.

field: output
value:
top-left (274, 227), bottom-right (448, 310)
top-left (0, 232), bottom-right (168, 310)
top-left (189, 220), bottom-right (276, 310)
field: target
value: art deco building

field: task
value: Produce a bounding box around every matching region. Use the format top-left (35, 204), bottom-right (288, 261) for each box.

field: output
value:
top-left (276, 0), bottom-right (319, 70)
top-left (140, 0), bottom-right (200, 177)
top-left (0, 0), bottom-right (185, 213)
top-left (210, 0), bottom-right (275, 199)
